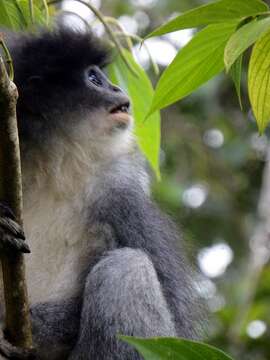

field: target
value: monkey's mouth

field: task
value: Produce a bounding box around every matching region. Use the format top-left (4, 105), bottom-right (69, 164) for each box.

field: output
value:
top-left (109, 102), bottom-right (130, 114)
top-left (109, 102), bottom-right (132, 129)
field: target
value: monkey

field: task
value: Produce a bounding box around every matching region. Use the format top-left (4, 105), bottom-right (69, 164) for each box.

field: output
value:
top-left (0, 25), bottom-right (200, 359)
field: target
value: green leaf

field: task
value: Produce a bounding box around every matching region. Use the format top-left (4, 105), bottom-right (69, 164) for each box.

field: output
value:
top-left (108, 50), bottom-right (160, 178)
top-left (0, 0), bottom-right (47, 30)
top-left (248, 29), bottom-right (270, 133)
top-left (146, 0), bottom-right (268, 39)
top-left (229, 54), bottom-right (243, 109)
top-left (149, 22), bottom-right (237, 115)
top-left (0, 0), bottom-right (27, 30)
top-left (17, 0), bottom-right (48, 28)
top-left (225, 17), bottom-right (270, 70)
top-left (120, 336), bottom-right (234, 360)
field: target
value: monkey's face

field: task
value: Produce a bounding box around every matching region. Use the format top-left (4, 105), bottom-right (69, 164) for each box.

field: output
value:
top-left (9, 28), bottom-right (134, 160)
top-left (85, 66), bottom-right (131, 132)
top-left (65, 64), bottom-right (132, 137)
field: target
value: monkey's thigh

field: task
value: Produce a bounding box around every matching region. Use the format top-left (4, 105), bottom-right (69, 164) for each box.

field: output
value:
top-left (69, 247), bottom-right (176, 360)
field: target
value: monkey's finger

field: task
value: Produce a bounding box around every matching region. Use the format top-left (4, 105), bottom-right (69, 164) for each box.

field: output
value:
top-left (0, 217), bottom-right (25, 240)
top-left (0, 230), bottom-right (30, 254)
top-left (10, 237), bottom-right (30, 253)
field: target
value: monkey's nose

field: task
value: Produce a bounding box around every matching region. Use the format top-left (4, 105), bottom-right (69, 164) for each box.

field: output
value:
top-left (111, 84), bottom-right (122, 93)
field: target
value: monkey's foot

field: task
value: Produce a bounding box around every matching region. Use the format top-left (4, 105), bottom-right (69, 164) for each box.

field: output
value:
top-left (0, 202), bottom-right (30, 254)
top-left (0, 330), bottom-right (36, 359)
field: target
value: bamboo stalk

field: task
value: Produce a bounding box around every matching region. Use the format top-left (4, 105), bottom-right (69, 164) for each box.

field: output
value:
top-left (0, 55), bottom-right (33, 348)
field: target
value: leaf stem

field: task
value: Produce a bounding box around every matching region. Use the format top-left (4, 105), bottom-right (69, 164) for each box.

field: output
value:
top-left (0, 36), bottom-right (14, 81)
top-left (115, 32), bottom-right (160, 76)
top-left (104, 17), bottom-right (133, 52)
top-left (29, 0), bottom-right (35, 25)
top-left (40, 0), bottom-right (50, 25)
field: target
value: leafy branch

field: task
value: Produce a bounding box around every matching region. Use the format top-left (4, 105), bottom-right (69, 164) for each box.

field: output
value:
top-left (145, 0), bottom-right (270, 132)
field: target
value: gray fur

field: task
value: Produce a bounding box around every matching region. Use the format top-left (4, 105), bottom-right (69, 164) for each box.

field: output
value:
top-left (68, 248), bottom-right (176, 360)
top-left (0, 27), bottom-right (200, 360)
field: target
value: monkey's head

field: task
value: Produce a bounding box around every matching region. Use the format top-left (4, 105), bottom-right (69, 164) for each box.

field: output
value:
top-left (7, 27), bottom-right (134, 180)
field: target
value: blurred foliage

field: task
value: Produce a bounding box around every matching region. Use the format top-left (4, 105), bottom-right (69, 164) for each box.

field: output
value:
top-left (104, 0), bottom-right (270, 359)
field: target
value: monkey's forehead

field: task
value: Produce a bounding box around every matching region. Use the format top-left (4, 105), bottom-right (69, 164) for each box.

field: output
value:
top-left (6, 26), bottom-right (111, 82)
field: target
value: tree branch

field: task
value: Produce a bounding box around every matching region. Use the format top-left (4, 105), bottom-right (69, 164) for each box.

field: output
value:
top-left (0, 54), bottom-right (32, 348)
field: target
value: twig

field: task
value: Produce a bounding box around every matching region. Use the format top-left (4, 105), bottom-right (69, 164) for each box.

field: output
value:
top-left (0, 54), bottom-right (33, 348)
top-left (104, 17), bottom-right (133, 52)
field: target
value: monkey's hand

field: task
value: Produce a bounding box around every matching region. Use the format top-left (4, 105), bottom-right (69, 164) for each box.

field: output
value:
top-left (0, 202), bottom-right (30, 255)
top-left (0, 329), bottom-right (36, 359)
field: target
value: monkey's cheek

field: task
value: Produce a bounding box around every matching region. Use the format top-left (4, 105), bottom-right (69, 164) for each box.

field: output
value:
top-left (108, 113), bottom-right (133, 130)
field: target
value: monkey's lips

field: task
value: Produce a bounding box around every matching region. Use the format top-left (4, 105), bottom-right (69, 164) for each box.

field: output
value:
top-left (109, 103), bottom-right (132, 128)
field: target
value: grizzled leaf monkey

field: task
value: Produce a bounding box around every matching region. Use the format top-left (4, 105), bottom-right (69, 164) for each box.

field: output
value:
top-left (0, 26), bottom-right (199, 359)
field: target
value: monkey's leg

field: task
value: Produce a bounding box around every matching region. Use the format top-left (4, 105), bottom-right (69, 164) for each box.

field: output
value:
top-left (69, 247), bottom-right (176, 360)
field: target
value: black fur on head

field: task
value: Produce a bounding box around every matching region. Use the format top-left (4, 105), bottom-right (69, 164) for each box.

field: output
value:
top-left (11, 26), bottom-right (110, 87)
top-left (5, 26), bottom-right (126, 146)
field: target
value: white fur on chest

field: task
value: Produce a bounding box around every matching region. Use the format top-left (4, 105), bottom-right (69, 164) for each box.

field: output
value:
top-left (0, 126), bottom-right (148, 306)
top-left (23, 187), bottom-right (104, 304)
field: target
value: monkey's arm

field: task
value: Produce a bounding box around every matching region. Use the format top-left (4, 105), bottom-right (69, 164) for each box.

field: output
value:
top-left (90, 185), bottom-right (198, 339)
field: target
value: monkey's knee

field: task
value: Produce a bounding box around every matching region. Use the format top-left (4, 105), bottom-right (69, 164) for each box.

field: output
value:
top-left (69, 249), bottom-right (176, 359)
top-left (84, 247), bottom-right (176, 337)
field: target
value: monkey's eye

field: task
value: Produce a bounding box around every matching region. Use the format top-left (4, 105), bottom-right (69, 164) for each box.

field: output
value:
top-left (88, 70), bottom-right (103, 87)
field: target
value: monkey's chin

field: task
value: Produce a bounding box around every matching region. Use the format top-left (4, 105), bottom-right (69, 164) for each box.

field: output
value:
top-left (108, 113), bottom-right (133, 130)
